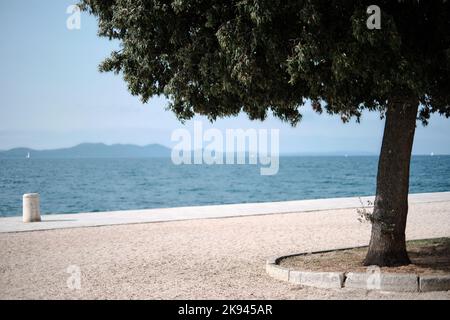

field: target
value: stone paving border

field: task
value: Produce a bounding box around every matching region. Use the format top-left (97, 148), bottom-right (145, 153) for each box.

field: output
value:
top-left (266, 247), bottom-right (450, 292)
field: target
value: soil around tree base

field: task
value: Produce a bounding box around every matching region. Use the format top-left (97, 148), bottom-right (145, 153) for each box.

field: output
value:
top-left (279, 238), bottom-right (450, 275)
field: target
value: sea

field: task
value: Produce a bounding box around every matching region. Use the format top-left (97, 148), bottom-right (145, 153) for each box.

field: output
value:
top-left (0, 156), bottom-right (449, 217)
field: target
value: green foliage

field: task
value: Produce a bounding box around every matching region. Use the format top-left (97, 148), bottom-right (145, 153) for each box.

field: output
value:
top-left (81, 0), bottom-right (450, 125)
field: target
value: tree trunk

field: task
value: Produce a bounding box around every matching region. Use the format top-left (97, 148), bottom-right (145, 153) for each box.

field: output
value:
top-left (363, 99), bottom-right (419, 267)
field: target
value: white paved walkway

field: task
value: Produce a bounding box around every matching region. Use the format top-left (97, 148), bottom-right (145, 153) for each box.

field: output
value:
top-left (1, 192), bottom-right (449, 233)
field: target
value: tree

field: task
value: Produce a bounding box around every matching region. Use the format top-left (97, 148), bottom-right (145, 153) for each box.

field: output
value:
top-left (81, 0), bottom-right (450, 266)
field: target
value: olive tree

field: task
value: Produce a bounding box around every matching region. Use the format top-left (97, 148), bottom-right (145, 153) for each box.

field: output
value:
top-left (81, 0), bottom-right (450, 266)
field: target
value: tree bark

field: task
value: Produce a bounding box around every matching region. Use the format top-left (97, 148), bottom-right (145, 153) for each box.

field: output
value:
top-left (363, 99), bottom-right (419, 267)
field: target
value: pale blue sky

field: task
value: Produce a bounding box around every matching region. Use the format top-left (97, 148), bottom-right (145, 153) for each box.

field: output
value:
top-left (0, 0), bottom-right (449, 154)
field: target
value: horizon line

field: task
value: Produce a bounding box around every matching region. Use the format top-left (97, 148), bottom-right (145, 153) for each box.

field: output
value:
top-left (0, 142), bottom-right (448, 157)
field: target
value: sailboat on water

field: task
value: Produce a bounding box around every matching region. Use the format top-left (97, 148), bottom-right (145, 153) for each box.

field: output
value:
top-left (26, 152), bottom-right (30, 159)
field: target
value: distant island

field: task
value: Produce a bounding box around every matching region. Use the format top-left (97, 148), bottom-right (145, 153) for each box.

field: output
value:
top-left (0, 143), bottom-right (171, 159)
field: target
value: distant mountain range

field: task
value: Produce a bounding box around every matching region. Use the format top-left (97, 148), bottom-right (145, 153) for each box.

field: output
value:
top-left (0, 143), bottom-right (171, 159)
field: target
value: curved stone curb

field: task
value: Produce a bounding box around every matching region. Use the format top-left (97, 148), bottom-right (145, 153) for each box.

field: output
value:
top-left (266, 248), bottom-right (450, 292)
top-left (345, 272), bottom-right (418, 292)
top-left (289, 270), bottom-right (344, 289)
top-left (420, 275), bottom-right (450, 292)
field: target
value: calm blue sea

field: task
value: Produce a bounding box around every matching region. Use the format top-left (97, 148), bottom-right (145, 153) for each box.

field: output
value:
top-left (0, 156), bottom-right (449, 217)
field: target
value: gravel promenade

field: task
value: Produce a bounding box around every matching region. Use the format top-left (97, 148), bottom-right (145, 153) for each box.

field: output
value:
top-left (1, 200), bottom-right (449, 299)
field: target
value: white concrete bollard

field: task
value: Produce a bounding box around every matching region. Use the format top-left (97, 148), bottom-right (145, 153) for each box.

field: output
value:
top-left (23, 193), bottom-right (41, 223)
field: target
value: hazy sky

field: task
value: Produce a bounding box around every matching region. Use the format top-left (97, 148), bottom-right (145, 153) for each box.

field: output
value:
top-left (0, 0), bottom-right (449, 154)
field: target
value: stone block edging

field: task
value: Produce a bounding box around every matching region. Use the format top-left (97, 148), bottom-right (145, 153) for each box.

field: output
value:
top-left (266, 247), bottom-right (450, 292)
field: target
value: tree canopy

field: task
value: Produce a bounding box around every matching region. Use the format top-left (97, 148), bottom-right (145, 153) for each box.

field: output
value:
top-left (81, 0), bottom-right (450, 125)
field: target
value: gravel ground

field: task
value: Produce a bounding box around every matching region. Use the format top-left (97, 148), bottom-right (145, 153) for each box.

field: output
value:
top-left (1, 201), bottom-right (449, 300)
